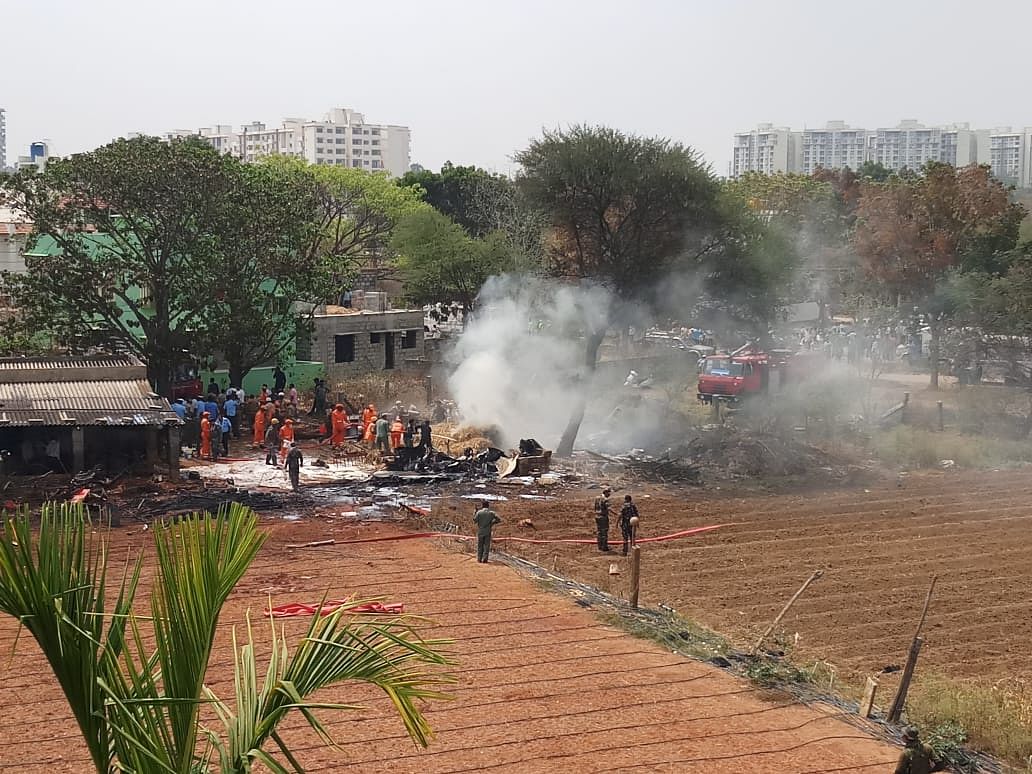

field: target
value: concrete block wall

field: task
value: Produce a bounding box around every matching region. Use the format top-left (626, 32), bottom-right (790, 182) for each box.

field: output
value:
top-left (311, 311), bottom-right (425, 382)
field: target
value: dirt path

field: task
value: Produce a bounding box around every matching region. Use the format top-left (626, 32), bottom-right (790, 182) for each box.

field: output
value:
top-left (0, 519), bottom-right (895, 773)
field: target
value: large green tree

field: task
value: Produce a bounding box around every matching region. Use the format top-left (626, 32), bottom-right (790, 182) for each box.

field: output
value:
top-left (852, 162), bottom-right (1026, 388)
top-left (203, 158), bottom-right (424, 386)
top-left (2, 136), bottom-right (236, 395)
top-left (516, 125), bottom-right (792, 455)
top-left (391, 209), bottom-right (512, 317)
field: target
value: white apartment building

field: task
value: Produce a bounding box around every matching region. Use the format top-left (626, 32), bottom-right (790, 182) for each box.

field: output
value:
top-left (158, 108), bottom-right (412, 177)
top-left (799, 121), bottom-right (867, 175)
top-left (732, 121), bottom-right (1032, 187)
top-left (0, 108), bottom-right (6, 169)
top-left (730, 124), bottom-right (799, 177)
top-left (988, 128), bottom-right (1032, 188)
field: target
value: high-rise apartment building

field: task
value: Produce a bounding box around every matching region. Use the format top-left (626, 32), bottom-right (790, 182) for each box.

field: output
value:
top-left (154, 108), bottom-right (411, 177)
top-left (731, 124), bottom-right (799, 177)
top-left (732, 121), bottom-right (1032, 187)
top-left (0, 108), bottom-right (6, 170)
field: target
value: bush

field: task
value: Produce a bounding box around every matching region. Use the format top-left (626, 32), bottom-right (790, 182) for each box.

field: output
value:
top-left (909, 676), bottom-right (1032, 766)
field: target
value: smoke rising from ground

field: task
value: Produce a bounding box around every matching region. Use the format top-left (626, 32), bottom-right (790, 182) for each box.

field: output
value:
top-left (445, 275), bottom-right (701, 453)
top-left (445, 275), bottom-right (611, 450)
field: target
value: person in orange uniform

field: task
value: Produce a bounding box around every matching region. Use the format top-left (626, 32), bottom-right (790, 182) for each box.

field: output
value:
top-left (389, 416), bottom-right (404, 450)
top-left (279, 418), bottom-right (295, 464)
top-left (252, 404), bottom-right (267, 447)
top-left (330, 403), bottom-right (349, 446)
top-left (361, 403), bottom-right (377, 437)
top-left (200, 411), bottom-right (212, 459)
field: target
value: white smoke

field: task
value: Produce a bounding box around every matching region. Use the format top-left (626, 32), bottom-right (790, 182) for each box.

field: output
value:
top-left (446, 275), bottom-right (612, 449)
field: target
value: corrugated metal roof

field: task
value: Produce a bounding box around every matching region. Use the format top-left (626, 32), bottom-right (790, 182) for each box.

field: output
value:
top-left (0, 379), bottom-right (178, 427)
top-left (0, 356), bottom-right (138, 371)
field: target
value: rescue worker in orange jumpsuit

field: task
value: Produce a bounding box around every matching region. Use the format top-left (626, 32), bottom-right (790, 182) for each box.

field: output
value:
top-left (361, 403), bottom-right (377, 438)
top-left (330, 403), bottom-right (349, 446)
top-left (252, 404), bottom-right (267, 447)
top-left (389, 416), bottom-right (404, 450)
top-left (279, 418), bottom-right (295, 464)
top-left (200, 412), bottom-right (212, 459)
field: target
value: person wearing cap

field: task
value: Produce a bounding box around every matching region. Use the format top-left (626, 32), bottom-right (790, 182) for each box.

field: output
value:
top-left (894, 727), bottom-right (943, 774)
top-left (285, 442), bottom-right (304, 492)
top-left (619, 494), bottom-right (639, 556)
top-left (593, 487), bottom-right (613, 552)
top-left (361, 403), bottom-right (377, 438)
top-left (264, 419), bottom-right (281, 467)
top-left (172, 398), bottom-right (187, 421)
top-left (473, 500), bottom-right (501, 563)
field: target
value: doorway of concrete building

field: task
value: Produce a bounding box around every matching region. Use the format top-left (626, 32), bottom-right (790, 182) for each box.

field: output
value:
top-left (384, 332), bottom-right (395, 370)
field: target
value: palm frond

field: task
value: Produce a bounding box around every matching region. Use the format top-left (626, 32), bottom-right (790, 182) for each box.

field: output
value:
top-left (0, 504), bottom-right (140, 773)
top-left (206, 604), bottom-right (454, 773)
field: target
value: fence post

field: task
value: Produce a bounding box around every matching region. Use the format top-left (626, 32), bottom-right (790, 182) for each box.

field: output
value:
top-left (630, 546), bottom-right (641, 609)
top-left (937, 400), bottom-right (944, 432)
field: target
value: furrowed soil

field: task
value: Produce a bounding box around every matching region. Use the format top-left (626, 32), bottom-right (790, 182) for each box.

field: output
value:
top-left (449, 468), bottom-right (1032, 695)
top-left (0, 519), bottom-right (895, 773)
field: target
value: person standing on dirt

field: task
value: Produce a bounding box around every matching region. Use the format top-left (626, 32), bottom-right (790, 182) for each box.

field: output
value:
top-left (894, 727), bottom-right (944, 774)
top-left (619, 494), bottom-right (639, 556)
top-left (273, 365), bottom-right (287, 395)
top-left (223, 391), bottom-right (240, 438)
top-left (264, 419), bottom-right (280, 467)
top-left (473, 501), bottom-right (501, 563)
top-left (375, 414), bottom-right (391, 456)
top-left (209, 413), bottom-right (223, 463)
top-left (285, 442), bottom-right (303, 492)
top-left (593, 487), bottom-right (613, 552)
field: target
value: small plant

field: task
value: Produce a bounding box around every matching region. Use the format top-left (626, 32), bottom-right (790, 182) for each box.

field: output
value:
top-left (921, 720), bottom-right (978, 773)
top-left (744, 655), bottom-right (813, 688)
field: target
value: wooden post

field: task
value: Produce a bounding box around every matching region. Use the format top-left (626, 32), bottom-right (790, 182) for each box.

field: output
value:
top-left (937, 401), bottom-right (944, 432)
top-left (753, 569), bottom-right (823, 654)
top-left (861, 677), bottom-right (879, 718)
top-left (887, 575), bottom-right (937, 723)
top-left (901, 392), bottom-right (910, 424)
top-left (630, 545), bottom-right (641, 609)
top-left (888, 637), bottom-right (924, 723)
top-left (710, 399), bottom-right (720, 423)
top-left (629, 515), bottom-right (640, 608)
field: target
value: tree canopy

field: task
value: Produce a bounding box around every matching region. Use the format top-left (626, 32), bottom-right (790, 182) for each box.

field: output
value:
top-left (515, 124), bottom-right (797, 453)
top-left (0, 139), bottom-right (429, 393)
top-left (391, 209), bottom-right (512, 315)
top-left (2, 136), bottom-right (235, 395)
top-left (851, 162), bottom-right (1027, 386)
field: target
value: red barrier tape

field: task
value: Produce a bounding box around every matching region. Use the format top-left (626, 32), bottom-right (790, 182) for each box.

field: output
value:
top-left (326, 523), bottom-right (730, 546)
top-left (266, 600), bottom-right (404, 618)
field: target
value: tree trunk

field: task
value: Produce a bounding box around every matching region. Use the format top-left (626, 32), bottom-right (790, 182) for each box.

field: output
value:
top-left (228, 364), bottom-right (248, 391)
top-left (929, 322), bottom-right (941, 391)
top-left (149, 358), bottom-right (172, 400)
top-left (555, 330), bottom-right (606, 457)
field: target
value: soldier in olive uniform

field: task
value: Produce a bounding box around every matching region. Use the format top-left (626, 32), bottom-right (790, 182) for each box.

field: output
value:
top-left (473, 501), bottom-right (501, 563)
top-left (894, 727), bottom-right (944, 774)
top-left (593, 487), bottom-right (613, 552)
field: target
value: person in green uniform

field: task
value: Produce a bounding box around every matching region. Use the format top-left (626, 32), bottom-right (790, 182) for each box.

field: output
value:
top-left (894, 727), bottom-right (944, 774)
top-left (473, 501), bottom-right (501, 563)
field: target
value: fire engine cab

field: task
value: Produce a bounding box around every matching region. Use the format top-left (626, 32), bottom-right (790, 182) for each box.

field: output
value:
top-left (696, 343), bottom-right (794, 403)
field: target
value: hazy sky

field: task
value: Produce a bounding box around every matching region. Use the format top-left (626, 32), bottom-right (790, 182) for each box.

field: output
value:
top-left (5, 0), bottom-right (1032, 175)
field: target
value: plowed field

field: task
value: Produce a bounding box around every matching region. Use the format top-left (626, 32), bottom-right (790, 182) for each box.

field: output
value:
top-left (0, 520), bottom-right (895, 772)
top-left (452, 468), bottom-right (1032, 688)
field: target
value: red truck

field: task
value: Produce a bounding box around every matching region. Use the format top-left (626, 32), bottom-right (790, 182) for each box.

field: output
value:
top-left (696, 343), bottom-right (795, 403)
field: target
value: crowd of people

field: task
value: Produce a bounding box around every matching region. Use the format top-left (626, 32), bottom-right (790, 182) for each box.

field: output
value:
top-left (172, 368), bottom-right (443, 491)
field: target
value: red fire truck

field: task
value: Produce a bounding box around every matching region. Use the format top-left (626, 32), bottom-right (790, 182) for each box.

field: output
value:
top-left (696, 343), bottom-right (795, 403)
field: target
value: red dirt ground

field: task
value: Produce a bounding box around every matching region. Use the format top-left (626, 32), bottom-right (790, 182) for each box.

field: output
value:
top-left (0, 519), bottom-right (895, 773)
top-left (452, 467), bottom-right (1032, 694)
